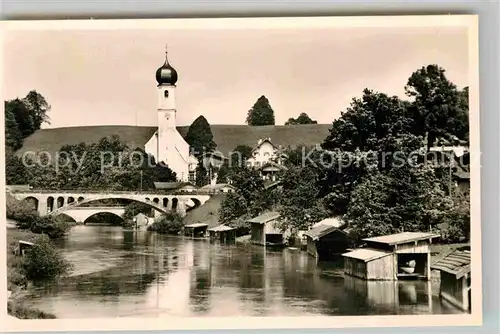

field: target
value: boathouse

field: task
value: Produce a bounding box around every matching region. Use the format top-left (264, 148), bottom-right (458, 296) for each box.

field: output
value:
top-left (208, 224), bottom-right (236, 244)
top-left (184, 222), bottom-right (209, 238)
top-left (304, 224), bottom-right (352, 261)
top-left (342, 232), bottom-right (440, 280)
top-left (249, 211), bottom-right (286, 247)
top-left (17, 240), bottom-right (34, 256)
top-left (431, 249), bottom-right (471, 311)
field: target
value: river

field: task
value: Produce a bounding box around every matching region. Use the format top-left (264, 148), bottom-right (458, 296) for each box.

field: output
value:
top-left (21, 225), bottom-right (461, 318)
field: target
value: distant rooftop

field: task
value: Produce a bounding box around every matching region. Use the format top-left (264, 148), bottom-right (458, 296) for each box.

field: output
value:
top-left (363, 232), bottom-right (440, 245)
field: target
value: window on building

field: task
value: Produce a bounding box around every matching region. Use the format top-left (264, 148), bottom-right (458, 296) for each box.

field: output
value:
top-left (189, 171), bottom-right (196, 182)
top-left (164, 90), bottom-right (169, 98)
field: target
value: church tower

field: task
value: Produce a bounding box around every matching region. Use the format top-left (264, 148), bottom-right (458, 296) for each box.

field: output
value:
top-left (151, 46), bottom-right (196, 182)
top-left (155, 45), bottom-right (179, 165)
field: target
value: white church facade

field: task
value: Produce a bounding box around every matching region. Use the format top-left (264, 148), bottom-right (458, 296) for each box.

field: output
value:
top-left (144, 47), bottom-right (198, 182)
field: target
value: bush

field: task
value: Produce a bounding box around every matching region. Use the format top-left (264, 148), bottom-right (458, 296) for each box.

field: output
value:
top-left (19, 235), bottom-right (73, 282)
top-left (147, 213), bottom-right (184, 234)
top-left (122, 202), bottom-right (152, 221)
top-left (30, 216), bottom-right (72, 239)
top-left (6, 193), bottom-right (38, 226)
top-left (8, 300), bottom-right (56, 319)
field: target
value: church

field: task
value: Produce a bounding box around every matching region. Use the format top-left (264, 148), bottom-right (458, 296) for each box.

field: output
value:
top-left (16, 47), bottom-right (333, 183)
top-left (143, 47), bottom-right (198, 182)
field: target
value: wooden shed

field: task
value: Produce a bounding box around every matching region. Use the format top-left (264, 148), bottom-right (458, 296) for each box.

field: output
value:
top-left (17, 240), bottom-right (35, 256)
top-left (343, 232), bottom-right (440, 280)
top-left (184, 223), bottom-right (209, 238)
top-left (303, 224), bottom-right (352, 261)
top-left (249, 211), bottom-right (286, 247)
top-left (208, 224), bottom-right (236, 244)
top-left (431, 250), bottom-right (471, 312)
top-left (343, 248), bottom-right (394, 280)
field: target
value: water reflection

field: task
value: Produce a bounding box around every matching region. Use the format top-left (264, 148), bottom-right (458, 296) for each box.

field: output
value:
top-left (22, 226), bottom-right (463, 318)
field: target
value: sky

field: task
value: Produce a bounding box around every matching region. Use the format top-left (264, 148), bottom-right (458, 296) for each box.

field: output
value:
top-left (3, 25), bottom-right (469, 128)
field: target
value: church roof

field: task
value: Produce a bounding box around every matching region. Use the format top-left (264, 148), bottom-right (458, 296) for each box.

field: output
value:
top-left (16, 123), bottom-right (332, 159)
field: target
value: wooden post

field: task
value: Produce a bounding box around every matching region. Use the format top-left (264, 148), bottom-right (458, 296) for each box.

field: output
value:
top-left (426, 251), bottom-right (431, 281)
top-left (462, 275), bottom-right (469, 311)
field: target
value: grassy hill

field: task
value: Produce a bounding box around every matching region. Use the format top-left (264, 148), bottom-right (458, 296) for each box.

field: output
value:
top-left (182, 193), bottom-right (226, 228)
top-left (17, 124), bottom-right (332, 159)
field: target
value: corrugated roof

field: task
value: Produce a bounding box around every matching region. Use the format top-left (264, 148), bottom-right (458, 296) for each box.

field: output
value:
top-left (185, 223), bottom-right (209, 228)
top-left (363, 232), bottom-right (440, 245)
top-left (247, 211), bottom-right (281, 224)
top-left (207, 225), bottom-right (235, 232)
top-left (431, 250), bottom-right (471, 278)
top-left (342, 248), bottom-right (391, 262)
top-left (304, 224), bottom-right (341, 241)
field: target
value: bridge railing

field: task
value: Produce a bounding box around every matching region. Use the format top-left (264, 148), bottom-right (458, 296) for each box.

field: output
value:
top-left (10, 188), bottom-right (228, 196)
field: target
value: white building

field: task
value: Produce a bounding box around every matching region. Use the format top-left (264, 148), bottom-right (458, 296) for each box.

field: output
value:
top-left (144, 46), bottom-right (198, 182)
top-left (246, 138), bottom-right (286, 168)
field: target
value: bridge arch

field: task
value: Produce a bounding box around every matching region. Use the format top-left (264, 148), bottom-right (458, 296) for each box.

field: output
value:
top-left (49, 195), bottom-right (170, 218)
top-left (171, 198), bottom-right (178, 211)
top-left (53, 213), bottom-right (77, 223)
top-left (84, 212), bottom-right (124, 225)
top-left (47, 196), bottom-right (55, 212)
top-left (21, 196), bottom-right (39, 212)
top-left (186, 198), bottom-right (202, 212)
top-left (56, 196), bottom-right (65, 208)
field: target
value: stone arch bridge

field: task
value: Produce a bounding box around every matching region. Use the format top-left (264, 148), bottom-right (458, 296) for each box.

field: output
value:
top-left (10, 190), bottom-right (211, 221)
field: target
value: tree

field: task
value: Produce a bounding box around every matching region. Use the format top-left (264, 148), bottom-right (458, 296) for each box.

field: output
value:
top-left (25, 135), bottom-right (176, 190)
top-left (405, 64), bottom-right (469, 148)
top-left (4, 107), bottom-right (23, 150)
top-left (215, 144), bottom-right (254, 183)
top-left (22, 90), bottom-right (51, 130)
top-left (322, 89), bottom-right (413, 152)
top-left (185, 115), bottom-right (217, 158)
top-left (195, 160), bottom-right (210, 187)
top-left (5, 148), bottom-right (28, 185)
top-left (4, 91), bottom-right (51, 150)
top-left (345, 162), bottom-right (453, 240)
top-left (246, 95), bottom-right (275, 126)
top-left (218, 191), bottom-right (249, 224)
top-left (122, 202), bottom-right (153, 221)
top-left (285, 113), bottom-right (318, 125)
top-left (20, 235), bottom-right (72, 282)
top-left (277, 166), bottom-right (329, 232)
top-left (229, 145), bottom-right (253, 168)
top-left (217, 167), bottom-right (265, 223)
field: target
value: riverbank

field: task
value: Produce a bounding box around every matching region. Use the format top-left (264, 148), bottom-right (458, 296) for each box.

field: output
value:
top-left (6, 227), bottom-right (57, 319)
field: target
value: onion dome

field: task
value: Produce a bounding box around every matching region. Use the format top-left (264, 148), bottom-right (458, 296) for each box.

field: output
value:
top-left (155, 45), bottom-right (178, 85)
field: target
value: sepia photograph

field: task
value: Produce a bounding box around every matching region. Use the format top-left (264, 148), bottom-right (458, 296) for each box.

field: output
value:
top-left (1, 15), bottom-right (480, 331)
